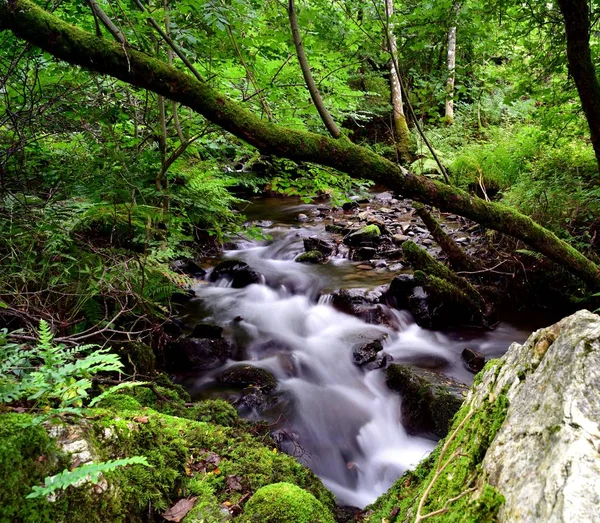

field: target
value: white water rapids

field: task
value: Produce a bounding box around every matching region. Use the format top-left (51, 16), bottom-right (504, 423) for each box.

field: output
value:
top-left (183, 204), bottom-right (530, 507)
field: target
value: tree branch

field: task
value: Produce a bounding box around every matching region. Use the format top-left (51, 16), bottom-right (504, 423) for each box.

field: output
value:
top-left (1, 0), bottom-right (599, 288)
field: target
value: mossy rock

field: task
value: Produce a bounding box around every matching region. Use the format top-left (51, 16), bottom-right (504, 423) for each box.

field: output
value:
top-left (386, 364), bottom-right (468, 437)
top-left (0, 407), bottom-right (333, 522)
top-left (241, 482), bottom-right (335, 523)
top-left (296, 250), bottom-right (324, 263)
top-left (216, 364), bottom-right (278, 393)
top-left (343, 224), bottom-right (381, 247)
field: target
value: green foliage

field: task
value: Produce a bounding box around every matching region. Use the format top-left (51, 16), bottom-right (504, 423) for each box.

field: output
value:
top-left (0, 320), bottom-right (122, 408)
top-left (26, 456), bottom-right (152, 499)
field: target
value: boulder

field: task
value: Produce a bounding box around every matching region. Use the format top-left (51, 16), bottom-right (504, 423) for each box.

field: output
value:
top-left (209, 260), bottom-right (262, 288)
top-left (385, 364), bottom-right (468, 437)
top-left (167, 337), bottom-right (234, 371)
top-left (343, 225), bottom-right (381, 247)
top-left (216, 364), bottom-right (278, 393)
top-left (303, 237), bottom-right (334, 256)
top-left (351, 247), bottom-right (377, 262)
top-left (342, 201), bottom-right (359, 212)
top-left (367, 310), bottom-right (600, 523)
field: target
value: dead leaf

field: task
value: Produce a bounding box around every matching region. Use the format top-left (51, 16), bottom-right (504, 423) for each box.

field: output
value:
top-left (226, 475), bottom-right (243, 491)
top-left (134, 415), bottom-right (149, 424)
top-left (162, 496), bottom-right (197, 522)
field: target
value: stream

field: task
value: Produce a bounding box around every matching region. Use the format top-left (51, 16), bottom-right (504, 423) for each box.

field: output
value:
top-left (178, 195), bottom-right (534, 508)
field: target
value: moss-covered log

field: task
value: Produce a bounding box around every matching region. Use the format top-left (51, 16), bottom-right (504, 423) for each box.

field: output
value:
top-left (413, 203), bottom-right (481, 273)
top-left (403, 241), bottom-right (485, 307)
top-left (1, 0), bottom-right (600, 288)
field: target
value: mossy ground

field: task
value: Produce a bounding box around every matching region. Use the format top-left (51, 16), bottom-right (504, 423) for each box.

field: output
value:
top-left (0, 396), bottom-right (333, 522)
top-left (364, 390), bottom-right (509, 522)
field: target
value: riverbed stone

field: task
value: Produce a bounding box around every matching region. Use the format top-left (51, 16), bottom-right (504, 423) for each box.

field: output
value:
top-left (351, 247), bottom-right (377, 261)
top-left (209, 260), bottom-right (263, 288)
top-left (385, 364), bottom-right (468, 437)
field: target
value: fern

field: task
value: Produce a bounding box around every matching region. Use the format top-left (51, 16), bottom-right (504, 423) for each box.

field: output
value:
top-left (26, 457), bottom-right (152, 499)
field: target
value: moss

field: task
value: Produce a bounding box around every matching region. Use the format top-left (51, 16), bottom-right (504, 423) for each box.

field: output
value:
top-left (296, 250), bottom-right (324, 263)
top-left (190, 399), bottom-right (238, 426)
top-left (115, 341), bottom-right (156, 376)
top-left (0, 407), bottom-right (333, 522)
top-left (216, 365), bottom-right (278, 393)
top-left (365, 393), bottom-right (509, 522)
top-left (241, 482), bottom-right (335, 523)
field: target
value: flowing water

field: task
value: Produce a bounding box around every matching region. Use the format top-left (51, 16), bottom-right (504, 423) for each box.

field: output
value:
top-left (180, 196), bottom-right (533, 507)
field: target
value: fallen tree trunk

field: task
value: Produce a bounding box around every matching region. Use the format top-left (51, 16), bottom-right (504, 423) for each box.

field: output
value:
top-left (1, 0), bottom-right (600, 288)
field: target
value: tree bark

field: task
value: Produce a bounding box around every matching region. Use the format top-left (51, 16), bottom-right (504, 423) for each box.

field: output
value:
top-left (1, 0), bottom-right (599, 288)
top-left (445, 25), bottom-right (456, 123)
top-left (557, 0), bottom-right (600, 173)
top-left (384, 0), bottom-right (411, 162)
top-left (288, 0), bottom-right (341, 138)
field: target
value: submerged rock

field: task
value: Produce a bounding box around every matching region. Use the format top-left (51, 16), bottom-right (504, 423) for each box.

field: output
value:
top-left (385, 364), bottom-right (468, 437)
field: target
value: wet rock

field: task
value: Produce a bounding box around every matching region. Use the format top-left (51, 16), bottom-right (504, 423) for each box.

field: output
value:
top-left (342, 201), bottom-right (359, 212)
top-left (325, 224), bottom-right (345, 234)
top-left (167, 337), bottom-right (234, 371)
top-left (392, 234), bottom-right (410, 245)
top-left (296, 250), bottom-right (324, 263)
top-left (407, 286), bottom-right (433, 327)
top-left (209, 260), bottom-right (262, 288)
top-left (237, 388), bottom-right (278, 413)
top-left (385, 364), bottom-right (468, 437)
top-left (216, 364), bottom-right (278, 393)
top-left (117, 341), bottom-right (156, 376)
top-left (365, 351), bottom-right (391, 371)
top-left (303, 237), bottom-right (334, 256)
top-left (353, 339), bottom-right (384, 366)
top-left (331, 289), bottom-right (398, 327)
top-left (461, 347), bottom-right (486, 373)
top-left (377, 249), bottom-right (403, 260)
top-left (191, 323), bottom-right (223, 339)
top-left (170, 258), bottom-right (206, 278)
top-left (383, 274), bottom-right (417, 310)
top-left (351, 247), bottom-right (377, 262)
top-left (343, 225), bottom-right (381, 247)
top-left (335, 505), bottom-right (362, 523)
top-left (297, 213), bottom-right (309, 222)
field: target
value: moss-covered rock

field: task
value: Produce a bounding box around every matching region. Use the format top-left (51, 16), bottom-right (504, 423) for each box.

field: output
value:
top-left (216, 365), bottom-right (278, 393)
top-left (343, 224), bottom-right (381, 247)
top-left (296, 250), bottom-right (324, 263)
top-left (0, 407), bottom-right (334, 522)
top-left (241, 482), bottom-right (335, 523)
top-left (386, 364), bottom-right (468, 437)
top-left (116, 341), bottom-right (156, 376)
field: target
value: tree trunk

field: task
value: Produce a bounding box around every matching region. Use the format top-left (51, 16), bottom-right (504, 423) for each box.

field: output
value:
top-left (445, 25), bottom-right (456, 123)
top-left (288, 0), bottom-right (340, 138)
top-left (557, 0), bottom-right (600, 173)
top-left (1, 0), bottom-right (600, 288)
top-left (385, 0), bottom-right (411, 162)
